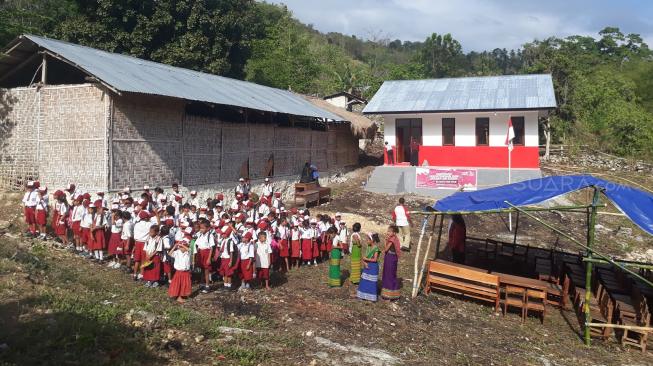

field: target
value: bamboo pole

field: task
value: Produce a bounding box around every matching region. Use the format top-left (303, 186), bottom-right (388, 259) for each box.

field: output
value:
top-left (512, 211), bottom-right (520, 245)
top-left (505, 201), bottom-right (653, 289)
top-left (413, 215), bottom-right (438, 298)
top-left (584, 187), bottom-right (600, 346)
top-left (411, 216), bottom-right (430, 299)
top-left (585, 323), bottom-right (653, 332)
top-left (582, 257), bottom-right (653, 271)
top-left (408, 204), bottom-right (606, 216)
top-left (434, 215), bottom-right (445, 259)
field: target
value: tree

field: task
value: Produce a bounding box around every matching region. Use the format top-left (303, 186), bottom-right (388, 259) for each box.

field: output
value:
top-left (50, 0), bottom-right (263, 78)
top-left (418, 33), bottom-right (464, 78)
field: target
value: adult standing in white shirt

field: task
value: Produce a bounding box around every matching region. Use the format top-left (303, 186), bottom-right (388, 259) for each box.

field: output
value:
top-left (392, 197), bottom-right (412, 251)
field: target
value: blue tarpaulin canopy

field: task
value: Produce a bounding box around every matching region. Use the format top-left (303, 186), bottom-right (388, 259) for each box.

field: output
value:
top-left (433, 175), bottom-right (653, 235)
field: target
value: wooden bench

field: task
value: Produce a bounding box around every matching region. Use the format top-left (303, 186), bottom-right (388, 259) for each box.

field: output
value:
top-left (295, 182), bottom-right (318, 192)
top-left (294, 189), bottom-right (319, 208)
top-left (425, 260), bottom-right (500, 312)
top-left (317, 186), bottom-right (331, 202)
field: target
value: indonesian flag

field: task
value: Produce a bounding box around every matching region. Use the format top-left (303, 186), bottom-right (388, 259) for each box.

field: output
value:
top-left (505, 117), bottom-right (515, 152)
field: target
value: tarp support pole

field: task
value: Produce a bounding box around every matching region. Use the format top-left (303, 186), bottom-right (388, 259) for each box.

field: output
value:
top-left (411, 217), bottom-right (430, 298)
top-left (414, 216), bottom-right (438, 298)
top-left (584, 187), bottom-right (600, 346)
top-left (512, 211), bottom-right (520, 246)
top-left (434, 215), bottom-right (445, 259)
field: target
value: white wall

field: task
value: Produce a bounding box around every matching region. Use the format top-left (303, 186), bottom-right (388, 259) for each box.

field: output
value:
top-left (325, 95), bottom-right (347, 109)
top-left (383, 110), bottom-right (540, 147)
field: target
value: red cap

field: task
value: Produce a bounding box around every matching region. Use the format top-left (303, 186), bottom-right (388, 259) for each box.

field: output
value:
top-left (93, 200), bottom-right (103, 208)
top-left (53, 190), bottom-right (64, 198)
top-left (257, 221), bottom-right (268, 230)
top-left (138, 211), bottom-right (151, 220)
top-left (274, 192), bottom-right (281, 198)
top-left (243, 232), bottom-right (253, 242)
top-left (83, 193), bottom-right (91, 200)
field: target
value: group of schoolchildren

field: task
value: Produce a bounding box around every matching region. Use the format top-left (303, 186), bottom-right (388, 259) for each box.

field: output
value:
top-left (20, 177), bottom-right (354, 303)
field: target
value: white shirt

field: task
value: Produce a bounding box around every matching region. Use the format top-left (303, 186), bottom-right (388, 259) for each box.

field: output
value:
top-left (238, 241), bottom-right (255, 260)
top-left (133, 220), bottom-right (151, 242)
top-left (394, 205), bottom-right (409, 226)
top-left (35, 195), bottom-right (48, 211)
top-left (262, 184), bottom-right (273, 197)
top-left (121, 220), bottom-right (133, 240)
top-left (172, 249), bottom-right (191, 271)
top-left (144, 235), bottom-right (162, 256)
top-left (291, 228), bottom-right (300, 241)
top-left (333, 235), bottom-right (343, 249)
top-left (300, 227), bottom-right (314, 240)
top-left (56, 203), bottom-right (68, 223)
top-left (220, 236), bottom-right (237, 259)
top-left (71, 205), bottom-right (85, 222)
top-left (258, 204), bottom-right (270, 218)
top-left (81, 210), bottom-right (93, 228)
top-left (111, 218), bottom-right (123, 234)
top-left (22, 191), bottom-right (38, 207)
top-left (93, 212), bottom-right (106, 228)
top-left (255, 241), bottom-right (273, 268)
top-left (277, 225), bottom-right (289, 240)
top-left (195, 231), bottom-right (216, 250)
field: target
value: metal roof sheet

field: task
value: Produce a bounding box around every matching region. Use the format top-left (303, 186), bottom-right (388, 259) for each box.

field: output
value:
top-left (19, 35), bottom-right (343, 120)
top-left (363, 74), bottom-right (556, 114)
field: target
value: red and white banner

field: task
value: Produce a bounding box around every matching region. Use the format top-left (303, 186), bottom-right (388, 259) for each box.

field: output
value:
top-left (416, 168), bottom-right (478, 190)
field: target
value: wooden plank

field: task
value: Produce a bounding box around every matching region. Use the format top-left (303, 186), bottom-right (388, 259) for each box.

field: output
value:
top-left (429, 261), bottom-right (499, 286)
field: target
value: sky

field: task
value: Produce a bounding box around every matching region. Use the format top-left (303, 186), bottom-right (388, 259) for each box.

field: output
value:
top-left (265, 0), bottom-right (653, 51)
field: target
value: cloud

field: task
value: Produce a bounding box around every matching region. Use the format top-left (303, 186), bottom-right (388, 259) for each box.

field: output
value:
top-left (265, 0), bottom-right (653, 51)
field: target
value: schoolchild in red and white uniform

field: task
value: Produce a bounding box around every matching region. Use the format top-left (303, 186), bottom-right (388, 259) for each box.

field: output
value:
top-left (167, 238), bottom-right (192, 303)
top-left (89, 200), bottom-right (107, 261)
top-left (107, 206), bottom-right (124, 268)
top-left (80, 199), bottom-right (93, 255)
top-left (119, 210), bottom-right (134, 269)
top-left (70, 196), bottom-right (84, 251)
top-left (132, 210), bottom-right (152, 280)
top-left (53, 190), bottom-right (70, 246)
top-left (35, 186), bottom-right (49, 239)
top-left (255, 231), bottom-right (273, 290)
top-left (141, 224), bottom-right (162, 288)
top-left (272, 192), bottom-right (283, 211)
top-left (310, 219), bottom-right (320, 264)
top-left (21, 181), bottom-right (38, 236)
top-left (238, 231), bottom-right (255, 290)
top-left (299, 218), bottom-right (315, 266)
top-left (218, 224), bottom-right (239, 291)
top-left (276, 217), bottom-right (290, 271)
top-left (160, 226), bottom-right (174, 285)
top-left (195, 219), bottom-right (216, 293)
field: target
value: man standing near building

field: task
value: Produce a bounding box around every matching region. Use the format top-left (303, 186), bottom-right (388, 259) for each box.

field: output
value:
top-left (384, 141), bottom-right (395, 165)
top-left (392, 198), bottom-right (411, 251)
top-left (409, 137), bottom-right (420, 166)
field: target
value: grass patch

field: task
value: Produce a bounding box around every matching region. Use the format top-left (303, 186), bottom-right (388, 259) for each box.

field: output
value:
top-left (214, 344), bottom-right (266, 366)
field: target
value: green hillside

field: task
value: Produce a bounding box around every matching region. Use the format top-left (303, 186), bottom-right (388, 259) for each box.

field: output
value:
top-left (1, 0), bottom-right (652, 158)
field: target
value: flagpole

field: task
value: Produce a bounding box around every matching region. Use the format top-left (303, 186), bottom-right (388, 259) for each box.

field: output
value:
top-left (508, 116), bottom-right (513, 232)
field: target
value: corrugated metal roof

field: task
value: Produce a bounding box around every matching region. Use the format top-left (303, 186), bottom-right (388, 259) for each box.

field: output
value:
top-left (18, 35), bottom-right (343, 120)
top-left (363, 74), bottom-right (556, 114)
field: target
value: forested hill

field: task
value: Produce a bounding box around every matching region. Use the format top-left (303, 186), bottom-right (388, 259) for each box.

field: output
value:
top-left (1, 1), bottom-right (653, 159)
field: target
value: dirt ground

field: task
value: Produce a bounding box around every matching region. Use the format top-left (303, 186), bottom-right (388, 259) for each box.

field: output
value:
top-left (1, 160), bottom-right (653, 365)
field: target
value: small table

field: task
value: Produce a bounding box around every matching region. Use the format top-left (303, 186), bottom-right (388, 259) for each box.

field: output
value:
top-left (494, 272), bottom-right (550, 292)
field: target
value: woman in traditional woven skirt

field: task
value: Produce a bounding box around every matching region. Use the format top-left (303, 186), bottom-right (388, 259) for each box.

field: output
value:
top-left (381, 225), bottom-right (402, 300)
top-left (349, 223), bottom-right (363, 284)
top-left (326, 227), bottom-right (342, 287)
top-left (357, 233), bottom-right (381, 302)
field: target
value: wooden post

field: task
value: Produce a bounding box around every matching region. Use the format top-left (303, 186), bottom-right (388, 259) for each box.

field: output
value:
top-left (413, 215), bottom-right (439, 298)
top-left (512, 211), bottom-right (520, 245)
top-left (584, 187), bottom-right (600, 346)
top-left (41, 53), bottom-right (47, 84)
top-left (434, 215), bottom-right (445, 259)
top-left (544, 117), bottom-right (551, 160)
top-left (411, 217), bottom-right (430, 298)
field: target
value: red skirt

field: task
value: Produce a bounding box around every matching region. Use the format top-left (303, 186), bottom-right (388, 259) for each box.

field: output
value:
top-left (325, 238), bottom-right (333, 252)
top-left (256, 267), bottom-right (270, 280)
top-left (54, 219), bottom-right (68, 236)
top-left (196, 248), bottom-right (212, 270)
top-left (219, 256), bottom-right (239, 277)
top-left (51, 212), bottom-right (58, 229)
top-left (132, 241), bottom-right (145, 262)
top-left (142, 254), bottom-right (161, 281)
top-left (107, 232), bottom-right (122, 255)
top-left (239, 258), bottom-right (254, 281)
top-left (168, 270), bottom-right (191, 298)
top-left (301, 239), bottom-right (313, 261)
top-left (163, 261), bottom-right (172, 275)
top-left (72, 221), bottom-right (82, 236)
top-left (24, 207), bottom-right (36, 225)
top-left (120, 238), bottom-right (134, 255)
top-left (80, 227), bottom-right (91, 244)
top-left (291, 240), bottom-right (301, 258)
top-left (89, 229), bottom-right (106, 250)
top-left (35, 210), bottom-right (47, 226)
top-left (319, 235), bottom-right (327, 251)
top-left (279, 239), bottom-right (289, 257)
top-left (312, 240), bottom-right (319, 258)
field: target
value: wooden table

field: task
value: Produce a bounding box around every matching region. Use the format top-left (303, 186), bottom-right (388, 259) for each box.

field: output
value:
top-left (434, 259), bottom-right (486, 273)
top-left (493, 272), bottom-right (550, 292)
